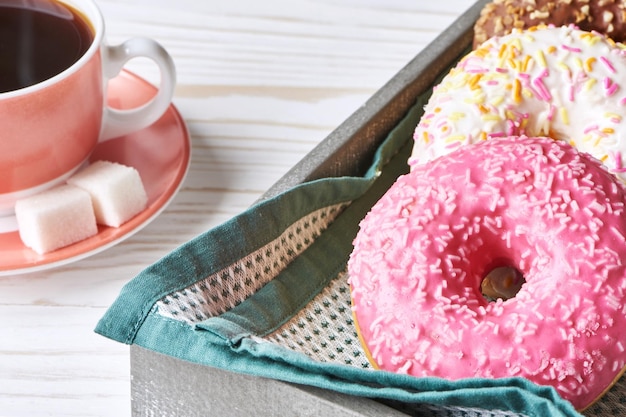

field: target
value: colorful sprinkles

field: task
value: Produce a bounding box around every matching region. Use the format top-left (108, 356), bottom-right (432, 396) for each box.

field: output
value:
top-left (349, 137), bottom-right (626, 411)
top-left (410, 25), bottom-right (626, 183)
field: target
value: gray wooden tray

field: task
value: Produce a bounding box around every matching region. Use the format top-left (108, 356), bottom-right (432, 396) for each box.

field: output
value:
top-left (129, 1), bottom-right (496, 416)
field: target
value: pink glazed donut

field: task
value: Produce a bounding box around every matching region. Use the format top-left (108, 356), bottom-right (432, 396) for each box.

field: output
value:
top-left (348, 136), bottom-right (626, 410)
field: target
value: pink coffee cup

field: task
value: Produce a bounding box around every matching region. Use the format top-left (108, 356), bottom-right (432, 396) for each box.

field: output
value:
top-left (0, 0), bottom-right (176, 225)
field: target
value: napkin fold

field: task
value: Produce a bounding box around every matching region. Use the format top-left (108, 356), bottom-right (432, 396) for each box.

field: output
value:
top-left (96, 95), bottom-right (583, 417)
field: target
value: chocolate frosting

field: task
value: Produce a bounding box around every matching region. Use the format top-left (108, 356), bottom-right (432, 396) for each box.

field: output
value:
top-left (474, 0), bottom-right (626, 48)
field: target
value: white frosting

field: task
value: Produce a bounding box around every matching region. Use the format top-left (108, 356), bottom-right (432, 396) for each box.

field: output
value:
top-left (411, 25), bottom-right (626, 182)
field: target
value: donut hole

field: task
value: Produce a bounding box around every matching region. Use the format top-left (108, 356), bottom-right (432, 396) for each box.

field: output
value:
top-left (480, 266), bottom-right (525, 302)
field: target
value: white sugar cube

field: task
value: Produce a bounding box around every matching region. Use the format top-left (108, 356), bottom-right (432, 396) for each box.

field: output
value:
top-left (15, 185), bottom-right (98, 254)
top-left (68, 161), bottom-right (148, 227)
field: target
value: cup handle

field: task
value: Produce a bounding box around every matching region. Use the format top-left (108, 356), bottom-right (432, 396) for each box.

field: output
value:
top-left (99, 38), bottom-right (176, 141)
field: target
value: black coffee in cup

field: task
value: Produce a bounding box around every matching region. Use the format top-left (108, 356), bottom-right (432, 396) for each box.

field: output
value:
top-left (0, 0), bottom-right (94, 93)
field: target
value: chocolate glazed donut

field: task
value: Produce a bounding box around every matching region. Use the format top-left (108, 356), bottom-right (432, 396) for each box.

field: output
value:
top-left (473, 0), bottom-right (626, 48)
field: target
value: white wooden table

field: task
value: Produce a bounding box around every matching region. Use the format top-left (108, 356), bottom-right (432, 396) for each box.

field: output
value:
top-left (0, 1), bottom-right (475, 416)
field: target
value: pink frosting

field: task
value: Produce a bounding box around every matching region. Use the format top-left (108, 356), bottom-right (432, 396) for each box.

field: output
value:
top-left (348, 136), bottom-right (626, 410)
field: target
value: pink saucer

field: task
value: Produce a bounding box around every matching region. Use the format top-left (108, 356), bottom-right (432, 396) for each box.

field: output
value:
top-left (0, 71), bottom-right (191, 275)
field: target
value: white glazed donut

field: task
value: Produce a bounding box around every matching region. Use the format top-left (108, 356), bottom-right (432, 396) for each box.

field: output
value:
top-left (411, 25), bottom-right (626, 182)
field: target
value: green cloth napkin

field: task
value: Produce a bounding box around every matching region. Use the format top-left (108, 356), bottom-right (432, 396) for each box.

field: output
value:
top-left (96, 97), bottom-right (583, 417)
